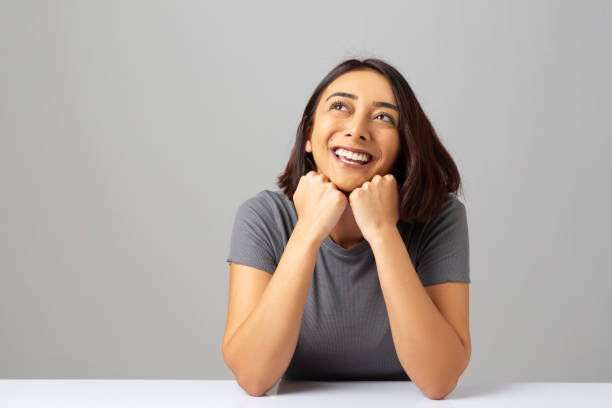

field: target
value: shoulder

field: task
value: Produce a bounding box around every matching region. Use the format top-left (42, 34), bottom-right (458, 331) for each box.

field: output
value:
top-left (427, 194), bottom-right (467, 226)
top-left (239, 189), bottom-right (293, 215)
top-left (400, 194), bottom-right (466, 230)
top-left (234, 189), bottom-right (296, 230)
top-left (407, 194), bottom-right (468, 246)
top-left (230, 190), bottom-right (295, 261)
top-left (413, 193), bottom-right (471, 284)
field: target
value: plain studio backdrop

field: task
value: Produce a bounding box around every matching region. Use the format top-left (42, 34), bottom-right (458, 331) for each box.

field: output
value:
top-left (1, 0), bottom-right (611, 382)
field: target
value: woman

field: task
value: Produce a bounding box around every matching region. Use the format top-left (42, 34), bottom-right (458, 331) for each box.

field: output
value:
top-left (222, 58), bottom-right (471, 400)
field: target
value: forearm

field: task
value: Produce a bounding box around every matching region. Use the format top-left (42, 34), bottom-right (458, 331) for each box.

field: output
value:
top-left (369, 226), bottom-right (468, 399)
top-left (224, 221), bottom-right (322, 395)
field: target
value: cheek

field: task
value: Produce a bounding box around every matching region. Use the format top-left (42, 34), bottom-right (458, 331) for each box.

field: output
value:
top-left (316, 115), bottom-right (342, 132)
top-left (383, 141), bottom-right (402, 167)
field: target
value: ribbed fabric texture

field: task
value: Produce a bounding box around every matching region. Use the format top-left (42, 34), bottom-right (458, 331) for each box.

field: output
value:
top-left (226, 189), bottom-right (470, 381)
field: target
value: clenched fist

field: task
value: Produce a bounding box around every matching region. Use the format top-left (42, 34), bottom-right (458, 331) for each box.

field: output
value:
top-left (293, 171), bottom-right (348, 243)
top-left (348, 174), bottom-right (400, 242)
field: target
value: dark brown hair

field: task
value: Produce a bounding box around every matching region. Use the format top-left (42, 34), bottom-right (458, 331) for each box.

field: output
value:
top-left (276, 58), bottom-right (464, 223)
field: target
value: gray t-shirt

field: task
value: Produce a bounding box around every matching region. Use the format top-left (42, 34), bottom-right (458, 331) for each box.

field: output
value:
top-left (226, 189), bottom-right (470, 381)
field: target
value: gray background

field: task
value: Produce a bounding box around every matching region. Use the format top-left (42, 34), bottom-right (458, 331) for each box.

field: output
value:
top-left (1, 0), bottom-right (611, 381)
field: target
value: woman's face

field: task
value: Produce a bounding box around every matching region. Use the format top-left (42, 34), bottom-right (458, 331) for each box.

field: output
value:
top-left (305, 69), bottom-right (401, 194)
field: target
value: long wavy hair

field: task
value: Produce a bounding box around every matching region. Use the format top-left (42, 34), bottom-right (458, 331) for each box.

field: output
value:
top-left (277, 58), bottom-right (464, 223)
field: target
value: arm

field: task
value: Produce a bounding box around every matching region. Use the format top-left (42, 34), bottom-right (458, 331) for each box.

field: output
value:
top-left (369, 226), bottom-right (470, 400)
top-left (222, 220), bottom-right (322, 396)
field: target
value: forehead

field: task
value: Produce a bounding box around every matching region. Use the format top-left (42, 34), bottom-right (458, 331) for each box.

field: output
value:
top-left (321, 70), bottom-right (396, 104)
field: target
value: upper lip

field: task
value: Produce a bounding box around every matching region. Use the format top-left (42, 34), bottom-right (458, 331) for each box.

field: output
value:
top-left (331, 145), bottom-right (375, 159)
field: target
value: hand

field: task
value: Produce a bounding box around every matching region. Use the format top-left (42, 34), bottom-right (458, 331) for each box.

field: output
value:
top-left (293, 171), bottom-right (349, 243)
top-left (348, 174), bottom-right (400, 242)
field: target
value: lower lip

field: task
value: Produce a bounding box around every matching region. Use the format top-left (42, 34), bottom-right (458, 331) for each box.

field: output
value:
top-left (331, 150), bottom-right (374, 169)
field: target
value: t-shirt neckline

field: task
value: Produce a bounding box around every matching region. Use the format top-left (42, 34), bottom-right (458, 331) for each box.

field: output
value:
top-left (279, 189), bottom-right (372, 257)
top-left (321, 234), bottom-right (371, 256)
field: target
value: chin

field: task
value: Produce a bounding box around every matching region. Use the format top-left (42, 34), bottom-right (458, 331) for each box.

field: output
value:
top-left (334, 182), bottom-right (358, 196)
top-left (329, 173), bottom-right (369, 195)
top-left (338, 187), bottom-right (351, 197)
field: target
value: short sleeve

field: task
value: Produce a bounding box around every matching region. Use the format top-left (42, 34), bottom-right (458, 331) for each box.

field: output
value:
top-left (226, 198), bottom-right (278, 274)
top-left (416, 197), bottom-right (470, 286)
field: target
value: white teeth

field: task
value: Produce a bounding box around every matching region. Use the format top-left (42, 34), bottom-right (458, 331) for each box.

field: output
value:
top-left (333, 148), bottom-right (370, 163)
top-left (339, 156), bottom-right (362, 165)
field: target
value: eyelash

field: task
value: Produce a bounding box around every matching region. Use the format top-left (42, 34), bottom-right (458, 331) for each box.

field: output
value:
top-left (329, 100), bottom-right (396, 126)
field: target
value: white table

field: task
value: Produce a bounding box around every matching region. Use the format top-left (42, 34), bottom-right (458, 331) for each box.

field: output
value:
top-left (1, 380), bottom-right (611, 407)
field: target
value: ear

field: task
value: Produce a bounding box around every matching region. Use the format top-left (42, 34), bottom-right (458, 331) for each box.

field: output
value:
top-left (305, 139), bottom-right (312, 153)
top-left (305, 125), bottom-right (312, 153)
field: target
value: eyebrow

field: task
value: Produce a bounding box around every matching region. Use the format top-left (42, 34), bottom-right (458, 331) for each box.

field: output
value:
top-left (325, 91), bottom-right (398, 112)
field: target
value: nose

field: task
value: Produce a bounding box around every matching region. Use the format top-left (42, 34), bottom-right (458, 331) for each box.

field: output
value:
top-left (345, 111), bottom-right (370, 141)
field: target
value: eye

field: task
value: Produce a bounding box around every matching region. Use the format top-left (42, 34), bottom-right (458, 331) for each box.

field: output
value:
top-left (329, 99), bottom-right (349, 112)
top-left (329, 99), bottom-right (396, 126)
top-left (376, 113), bottom-right (396, 126)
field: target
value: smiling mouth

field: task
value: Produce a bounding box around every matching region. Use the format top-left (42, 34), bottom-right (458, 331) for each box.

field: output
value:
top-left (331, 149), bottom-right (374, 168)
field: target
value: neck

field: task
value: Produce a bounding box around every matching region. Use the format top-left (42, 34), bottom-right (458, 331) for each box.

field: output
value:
top-left (328, 203), bottom-right (364, 250)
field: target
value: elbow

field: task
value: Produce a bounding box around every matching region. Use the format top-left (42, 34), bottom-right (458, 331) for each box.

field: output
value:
top-left (424, 385), bottom-right (453, 400)
top-left (424, 349), bottom-right (470, 399)
top-left (225, 358), bottom-right (277, 397)
top-left (222, 344), bottom-right (259, 396)
top-left (237, 375), bottom-right (276, 397)
top-left (226, 363), bottom-right (269, 397)
top-left (222, 343), bottom-right (278, 397)
top-left (423, 377), bottom-right (459, 400)
top-left (239, 379), bottom-right (268, 397)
